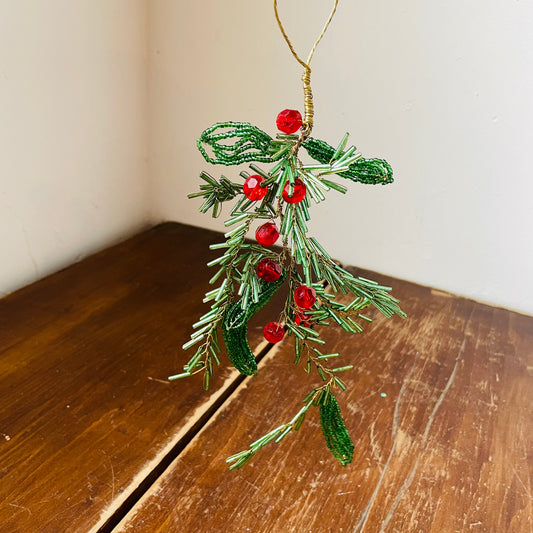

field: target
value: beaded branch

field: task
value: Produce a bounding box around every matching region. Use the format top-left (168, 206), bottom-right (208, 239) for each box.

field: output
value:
top-left (169, 0), bottom-right (405, 469)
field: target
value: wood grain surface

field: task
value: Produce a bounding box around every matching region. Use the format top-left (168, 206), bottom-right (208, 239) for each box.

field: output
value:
top-left (115, 268), bottom-right (533, 533)
top-left (0, 223), bottom-right (281, 533)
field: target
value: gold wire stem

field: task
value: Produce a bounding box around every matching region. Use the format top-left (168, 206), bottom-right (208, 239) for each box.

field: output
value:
top-left (302, 67), bottom-right (313, 137)
top-left (273, 0), bottom-right (339, 138)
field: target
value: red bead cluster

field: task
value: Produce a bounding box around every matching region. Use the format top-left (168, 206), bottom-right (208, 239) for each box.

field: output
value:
top-left (256, 110), bottom-right (315, 345)
top-left (276, 109), bottom-right (302, 134)
top-left (242, 111), bottom-right (307, 220)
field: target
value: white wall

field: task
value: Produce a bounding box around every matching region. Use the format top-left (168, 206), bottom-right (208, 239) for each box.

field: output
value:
top-left (2, 2), bottom-right (531, 315)
top-left (149, 0), bottom-right (533, 315)
top-left (0, 1), bottom-right (149, 297)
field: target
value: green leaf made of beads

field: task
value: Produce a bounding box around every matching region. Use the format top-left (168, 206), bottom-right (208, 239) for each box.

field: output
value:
top-left (303, 137), bottom-right (394, 186)
top-left (319, 393), bottom-right (354, 466)
top-left (198, 122), bottom-right (278, 166)
top-left (222, 270), bottom-right (287, 376)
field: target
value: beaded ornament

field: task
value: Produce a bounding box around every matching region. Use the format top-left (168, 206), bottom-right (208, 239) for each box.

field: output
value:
top-left (170, 0), bottom-right (405, 469)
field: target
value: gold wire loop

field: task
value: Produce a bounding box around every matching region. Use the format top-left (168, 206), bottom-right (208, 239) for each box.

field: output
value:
top-left (273, 0), bottom-right (339, 138)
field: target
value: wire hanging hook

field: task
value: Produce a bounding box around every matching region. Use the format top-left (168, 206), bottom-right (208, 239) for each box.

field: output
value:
top-left (273, 0), bottom-right (339, 138)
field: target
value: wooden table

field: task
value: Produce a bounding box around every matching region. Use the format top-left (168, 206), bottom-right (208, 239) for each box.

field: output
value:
top-left (1, 223), bottom-right (531, 532)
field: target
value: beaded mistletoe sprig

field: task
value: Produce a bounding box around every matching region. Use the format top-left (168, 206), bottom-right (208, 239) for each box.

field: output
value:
top-left (170, 109), bottom-right (406, 469)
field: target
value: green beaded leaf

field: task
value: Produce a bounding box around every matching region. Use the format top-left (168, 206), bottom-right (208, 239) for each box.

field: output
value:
top-left (222, 270), bottom-right (287, 375)
top-left (198, 122), bottom-right (277, 166)
top-left (319, 393), bottom-right (354, 466)
top-left (303, 137), bottom-right (394, 185)
top-left (348, 158), bottom-right (394, 185)
top-left (222, 303), bottom-right (259, 375)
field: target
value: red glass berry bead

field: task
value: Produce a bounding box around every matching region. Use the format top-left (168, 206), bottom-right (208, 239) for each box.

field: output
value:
top-left (263, 322), bottom-right (285, 343)
top-left (276, 109), bottom-right (302, 134)
top-left (295, 313), bottom-right (312, 327)
top-left (256, 258), bottom-right (282, 282)
top-left (282, 178), bottom-right (307, 204)
top-left (255, 222), bottom-right (279, 247)
top-left (294, 285), bottom-right (317, 310)
top-left (243, 174), bottom-right (267, 201)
